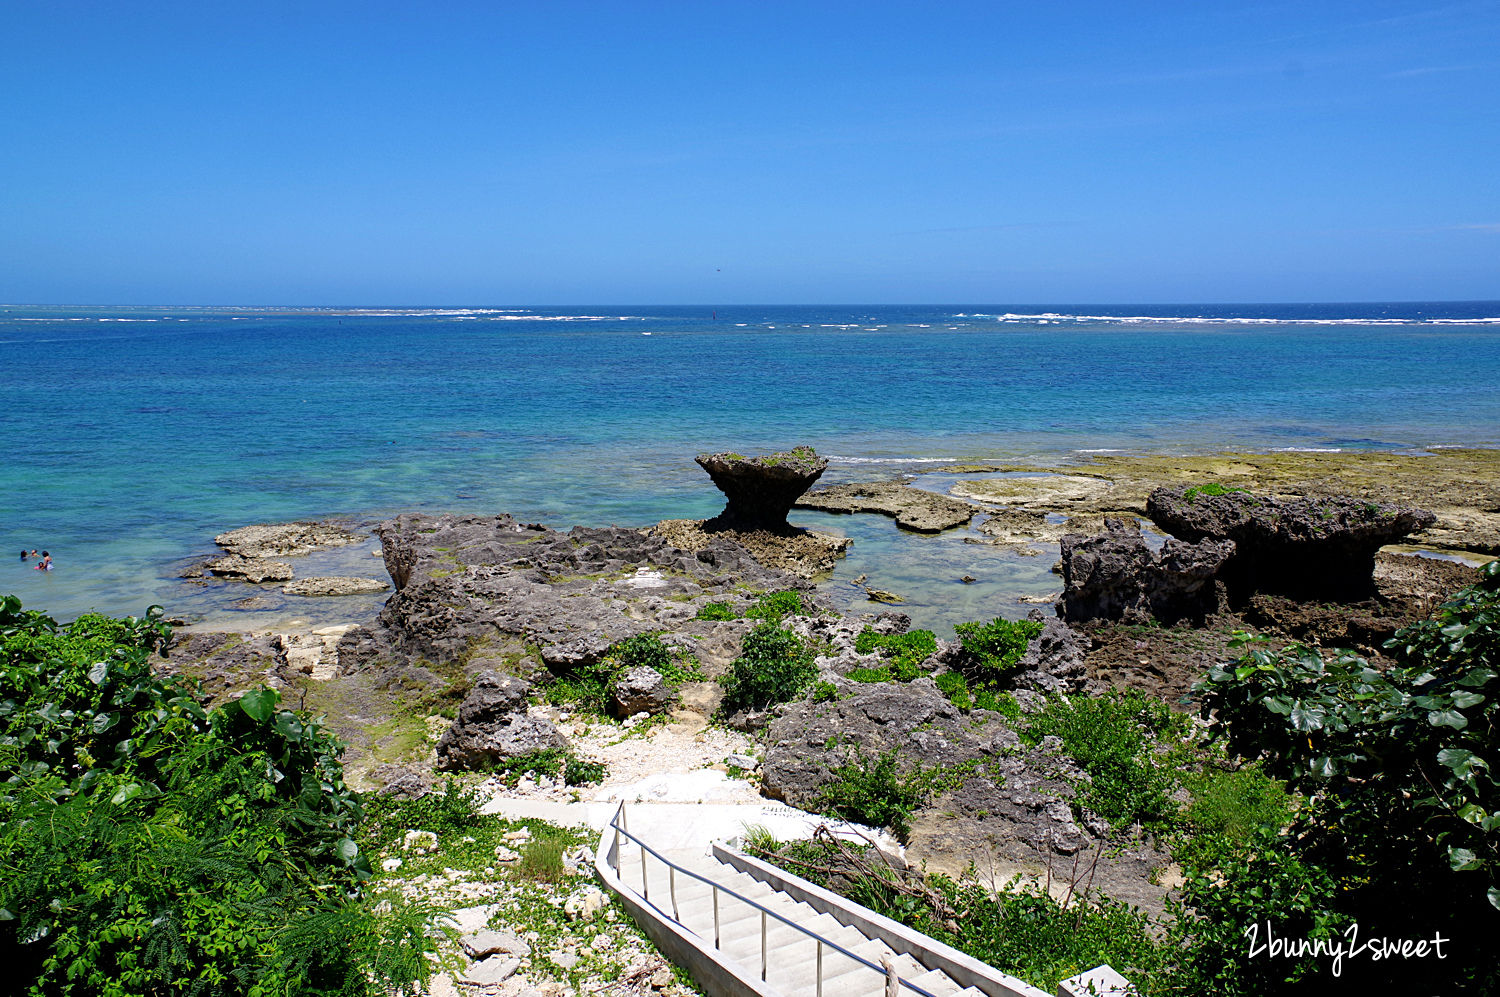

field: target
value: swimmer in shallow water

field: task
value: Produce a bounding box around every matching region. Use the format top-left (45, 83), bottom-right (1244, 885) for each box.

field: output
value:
top-left (34, 551), bottom-right (51, 571)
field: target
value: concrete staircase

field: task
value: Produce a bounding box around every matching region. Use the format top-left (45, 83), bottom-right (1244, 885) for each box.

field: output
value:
top-left (593, 804), bottom-right (1100, 997)
top-left (619, 838), bottom-right (984, 997)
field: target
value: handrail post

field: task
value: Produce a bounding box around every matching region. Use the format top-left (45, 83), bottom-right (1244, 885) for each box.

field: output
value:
top-left (816, 940), bottom-right (823, 997)
top-left (760, 910), bottom-right (767, 981)
top-left (641, 843), bottom-right (649, 900)
top-left (670, 866), bottom-right (679, 921)
top-left (713, 885), bottom-right (720, 948)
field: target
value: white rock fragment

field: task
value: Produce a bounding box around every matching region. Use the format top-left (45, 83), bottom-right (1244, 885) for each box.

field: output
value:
top-left (459, 955), bottom-right (520, 986)
top-left (402, 830), bottom-right (439, 853)
top-left (461, 929), bottom-right (531, 959)
top-left (381, 858), bottom-right (403, 872)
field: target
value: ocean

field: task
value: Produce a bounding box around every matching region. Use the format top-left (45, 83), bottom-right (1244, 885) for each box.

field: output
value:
top-left (3, 302), bottom-right (1498, 633)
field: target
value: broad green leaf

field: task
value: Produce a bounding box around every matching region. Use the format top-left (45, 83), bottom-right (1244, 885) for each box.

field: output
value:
top-left (91, 712), bottom-right (117, 734)
top-left (1489, 887), bottom-right (1500, 911)
top-left (87, 661), bottom-right (109, 685)
top-left (1290, 705), bottom-right (1325, 731)
top-left (335, 838), bottom-right (360, 865)
top-left (1448, 846), bottom-right (1480, 872)
top-left (1428, 710), bottom-right (1468, 729)
top-left (1457, 668), bottom-right (1497, 688)
top-left (111, 783), bottom-right (143, 806)
top-left (1437, 748), bottom-right (1485, 780)
top-left (1450, 690), bottom-right (1485, 709)
top-left (238, 687), bottom-right (278, 722)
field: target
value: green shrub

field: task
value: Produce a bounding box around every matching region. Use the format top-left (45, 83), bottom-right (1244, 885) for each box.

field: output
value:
top-left (1022, 688), bottom-right (1189, 832)
top-left (815, 747), bottom-right (930, 840)
top-left (1192, 560), bottom-right (1500, 990)
top-left (719, 622), bottom-right (818, 713)
top-left (543, 631), bottom-right (700, 714)
top-left (563, 755), bottom-right (609, 785)
top-left (811, 681), bottom-right (839, 703)
top-left (0, 596), bottom-right (436, 997)
top-left (695, 601), bottom-right (736, 621)
top-left (1175, 766), bottom-right (1292, 869)
top-left (612, 632), bottom-right (674, 673)
top-left (1168, 826), bottom-right (1348, 995)
top-left (854, 628), bottom-right (937, 681)
top-left (744, 589), bottom-right (808, 623)
top-left (396, 778), bottom-right (486, 835)
top-left (847, 666), bottom-right (892, 683)
top-left (486, 748), bottom-right (608, 786)
top-left (952, 616), bottom-right (1042, 686)
top-left (935, 671), bottom-right (973, 710)
top-left (974, 688), bottom-right (1021, 719)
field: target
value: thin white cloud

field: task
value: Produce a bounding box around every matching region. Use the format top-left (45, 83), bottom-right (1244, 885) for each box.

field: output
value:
top-left (1384, 62), bottom-right (1491, 78)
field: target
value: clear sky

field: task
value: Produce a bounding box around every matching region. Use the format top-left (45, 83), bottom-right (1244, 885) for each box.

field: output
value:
top-left (1, 1), bottom-right (1497, 305)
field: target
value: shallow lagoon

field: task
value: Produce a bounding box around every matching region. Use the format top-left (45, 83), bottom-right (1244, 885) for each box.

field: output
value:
top-left (4, 302), bottom-right (1497, 624)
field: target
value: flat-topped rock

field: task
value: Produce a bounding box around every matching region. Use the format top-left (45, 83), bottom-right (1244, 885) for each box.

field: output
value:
top-left (795, 480), bottom-right (977, 532)
top-left (1147, 485), bottom-right (1437, 600)
top-left (205, 555), bottom-right (294, 583)
top-left (214, 521), bottom-right (366, 558)
top-left (696, 446), bottom-right (828, 530)
top-left (282, 576), bottom-right (389, 597)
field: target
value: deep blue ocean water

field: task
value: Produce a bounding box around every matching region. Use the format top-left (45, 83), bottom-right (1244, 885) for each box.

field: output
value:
top-left (3, 302), bottom-right (1497, 630)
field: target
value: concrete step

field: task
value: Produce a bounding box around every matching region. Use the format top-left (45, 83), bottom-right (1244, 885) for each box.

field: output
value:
top-left (905, 968), bottom-right (964, 997)
top-left (716, 911), bottom-right (822, 966)
top-left (802, 911), bottom-right (868, 949)
top-left (823, 941), bottom-right (939, 995)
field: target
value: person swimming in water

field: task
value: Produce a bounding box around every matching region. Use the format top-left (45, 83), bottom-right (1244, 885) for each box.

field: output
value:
top-left (34, 551), bottom-right (51, 571)
top-left (19, 550), bottom-right (27, 561)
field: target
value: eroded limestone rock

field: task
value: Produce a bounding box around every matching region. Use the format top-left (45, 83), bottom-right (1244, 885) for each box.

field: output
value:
top-left (609, 666), bottom-right (676, 718)
top-left (214, 521), bottom-right (366, 558)
top-left (1146, 486), bottom-right (1437, 600)
top-left (1056, 518), bottom-right (1233, 624)
top-left (282, 576), bottom-right (389, 597)
top-left (205, 555), bottom-right (294, 583)
top-left (696, 447), bottom-right (828, 530)
top-left (795, 481), bottom-right (977, 533)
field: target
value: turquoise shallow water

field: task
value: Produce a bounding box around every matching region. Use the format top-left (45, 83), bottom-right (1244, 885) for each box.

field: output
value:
top-left (3, 302), bottom-right (1498, 631)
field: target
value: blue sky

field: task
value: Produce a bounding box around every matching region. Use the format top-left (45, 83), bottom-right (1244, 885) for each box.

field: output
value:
top-left (1, 1), bottom-right (1496, 304)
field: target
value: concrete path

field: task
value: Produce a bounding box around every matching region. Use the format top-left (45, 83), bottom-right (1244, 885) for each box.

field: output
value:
top-left (482, 796), bottom-right (900, 860)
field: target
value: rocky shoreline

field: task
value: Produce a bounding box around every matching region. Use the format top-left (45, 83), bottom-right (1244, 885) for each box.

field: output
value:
top-left (148, 446), bottom-right (1495, 993)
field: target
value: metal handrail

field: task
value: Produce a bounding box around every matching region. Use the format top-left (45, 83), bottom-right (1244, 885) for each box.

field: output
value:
top-left (606, 802), bottom-right (939, 997)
